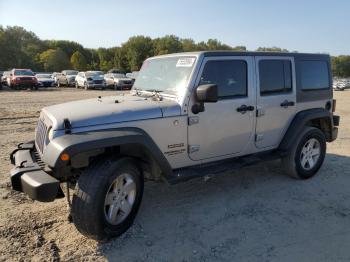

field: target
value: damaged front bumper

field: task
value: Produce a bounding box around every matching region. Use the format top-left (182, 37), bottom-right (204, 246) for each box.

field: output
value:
top-left (10, 142), bottom-right (60, 202)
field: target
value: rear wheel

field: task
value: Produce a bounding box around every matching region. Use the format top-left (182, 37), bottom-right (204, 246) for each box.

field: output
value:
top-left (84, 82), bottom-right (88, 90)
top-left (75, 82), bottom-right (79, 89)
top-left (57, 81), bottom-right (61, 88)
top-left (282, 127), bottom-right (326, 179)
top-left (71, 157), bottom-right (144, 241)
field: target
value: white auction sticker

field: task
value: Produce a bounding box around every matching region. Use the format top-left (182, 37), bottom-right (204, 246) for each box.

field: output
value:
top-left (176, 57), bottom-right (196, 67)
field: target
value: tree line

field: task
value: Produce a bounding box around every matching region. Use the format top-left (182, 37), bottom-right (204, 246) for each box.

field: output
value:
top-left (0, 25), bottom-right (349, 77)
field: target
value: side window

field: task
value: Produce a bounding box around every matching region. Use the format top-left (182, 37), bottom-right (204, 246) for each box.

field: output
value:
top-left (199, 60), bottom-right (247, 98)
top-left (300, 60), bottom-right (329, 90)
top-left (259, 60), bottom-right (292, 95)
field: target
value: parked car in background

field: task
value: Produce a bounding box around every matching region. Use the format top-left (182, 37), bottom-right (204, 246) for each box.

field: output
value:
top-left (52, 72), bottom-right (63, 86)
top-left (126, 71), bottom-right (139, 81)
top-left (104, 73), bottom-right (133, 90)
top-left (107, 69), bottom-right (124, 74)
top-left (56, 70), bottom-right (78, 87)
top-left (75, 71), bottom-right (106, 90)
top-left (36, 73), bottom-right (55, 87)
top-left (333, 78), bottom-right (350, 91)
top-left (9, 69), bottom-right (38, 90)
top-left (126, 71), bottom-right (139, 86)
top-left (1, 71), bottom-right (11, 86)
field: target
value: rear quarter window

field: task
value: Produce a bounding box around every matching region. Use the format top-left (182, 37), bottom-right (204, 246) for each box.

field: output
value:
top-left (300, 60), bottom-right (330, 90)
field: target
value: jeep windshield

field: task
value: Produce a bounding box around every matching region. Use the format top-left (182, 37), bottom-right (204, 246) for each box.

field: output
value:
top-left (133, 56), bottom-right (196, 96)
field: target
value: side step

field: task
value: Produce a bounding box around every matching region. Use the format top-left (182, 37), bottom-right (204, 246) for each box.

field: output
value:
top-left (168, 152), bottom-right (280, 184)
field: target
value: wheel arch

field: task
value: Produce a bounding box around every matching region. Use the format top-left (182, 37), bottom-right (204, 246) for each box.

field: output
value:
top-left (279, 108), bottom-right (335, 153)
top-left (44, 127), bottom-right (173, 181)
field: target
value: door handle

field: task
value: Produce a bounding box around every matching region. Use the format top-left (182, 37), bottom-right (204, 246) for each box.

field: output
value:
top-left (237, 105), bottom-right (255, 113)
top-left (280, 100), bottom-right (295, 108)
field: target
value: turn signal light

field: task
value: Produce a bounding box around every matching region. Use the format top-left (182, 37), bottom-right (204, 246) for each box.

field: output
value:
top-left (60, 153), bottom-right (70, 161)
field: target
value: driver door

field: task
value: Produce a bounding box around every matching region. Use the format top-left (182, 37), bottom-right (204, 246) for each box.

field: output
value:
top-left (188, 56), bottom-right (256, 161)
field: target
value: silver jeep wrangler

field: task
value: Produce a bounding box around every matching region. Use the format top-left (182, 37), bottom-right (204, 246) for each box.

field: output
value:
top-left (10, 51), bottom-right (340, 240)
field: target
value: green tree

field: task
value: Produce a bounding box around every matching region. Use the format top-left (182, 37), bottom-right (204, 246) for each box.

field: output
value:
top-left (46, 40), bottom-right (85, 58)
top-left (332, 56), bottom-right (350, 77)
top-left (206, 39), bottom-right (232, 50)
top-left (70, 51), bottom-right (87, 71)
top-left (97, 48), bottom-right (114, 71)
top-left (39, 48), bottom-right (71, 72)
top-left (153, 35), bottom-right (183, 55)
top-left (114, 47), bottom-right (129, 72)
top-left (0, 26), bottom-right (47, 70)
top-left (122, 36), bottom-right (154, 71)
top-left (181, 38), bottom-right (198, 52)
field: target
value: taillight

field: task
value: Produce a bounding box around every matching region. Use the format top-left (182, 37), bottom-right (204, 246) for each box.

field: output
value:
top-left (332, 99), bottom-right (336, 112)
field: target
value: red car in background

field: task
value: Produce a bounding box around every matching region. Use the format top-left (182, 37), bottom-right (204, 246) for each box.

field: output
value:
top-left (9, 69), bottom-right (38, 89)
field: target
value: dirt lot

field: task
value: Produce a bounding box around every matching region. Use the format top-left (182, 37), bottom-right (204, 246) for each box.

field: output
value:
top-left (0, 87), bottom-right (349, 261)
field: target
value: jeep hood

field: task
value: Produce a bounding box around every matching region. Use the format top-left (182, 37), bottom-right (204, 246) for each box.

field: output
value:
top-left (42, 94), bottom-right (181, 130)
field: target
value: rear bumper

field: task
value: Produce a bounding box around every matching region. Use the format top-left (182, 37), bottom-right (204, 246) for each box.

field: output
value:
top-left (330, 115), bottom-right (340, 142)
top-left (10, 142), bottom-right (60, 202)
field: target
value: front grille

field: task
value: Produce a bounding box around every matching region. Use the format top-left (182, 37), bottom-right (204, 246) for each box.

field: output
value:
top-left (122, 80), bottom-right (132, 85)
top-left (35, 118), bottom-right (49, 154)
top-left (20, 77), bottom-right (33, 81)
top-left (93, 80), bottom-right (103, 84)
top-left (33, 146), bottom-right (46, 168)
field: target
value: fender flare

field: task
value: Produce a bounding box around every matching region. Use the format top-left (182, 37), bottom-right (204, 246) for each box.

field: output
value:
top-left (278, 108), bottom-right (335, 153)
top-left (43, 127), bottom-right (173, 179)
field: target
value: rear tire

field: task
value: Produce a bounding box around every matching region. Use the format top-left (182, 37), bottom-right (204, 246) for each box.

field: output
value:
top-left (282, 127), bottom-right (326, 179)
top-left (84, 82), bottom-right (88, 90)
top-left (71, 157), bottom-right (144, 241)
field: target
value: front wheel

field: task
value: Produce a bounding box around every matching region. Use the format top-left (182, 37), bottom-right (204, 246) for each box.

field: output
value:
top-left (71, 157), bottom-right (144, 241)
top-left (282, 127), bottom-right (326, 179)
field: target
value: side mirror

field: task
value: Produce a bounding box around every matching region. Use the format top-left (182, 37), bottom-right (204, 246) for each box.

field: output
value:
top-left (192, 84), bottom-right (218, 114)
top-left (196, 84), bottom-right (218, 103)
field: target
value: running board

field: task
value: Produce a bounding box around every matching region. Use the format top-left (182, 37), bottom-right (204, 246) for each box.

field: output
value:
top-left (168, 152), bottom-right (280, 184)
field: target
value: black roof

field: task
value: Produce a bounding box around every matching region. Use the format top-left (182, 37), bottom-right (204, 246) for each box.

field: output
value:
top-left (201, 50), bottom-right (330, 58)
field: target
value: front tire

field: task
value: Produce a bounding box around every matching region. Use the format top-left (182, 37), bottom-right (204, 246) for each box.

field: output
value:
top-left (282, 127), bottom-right (326, 179)
top-left (71, 157), bottom-right (144, 241)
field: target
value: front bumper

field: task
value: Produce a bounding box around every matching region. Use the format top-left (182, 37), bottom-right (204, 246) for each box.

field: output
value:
top-left (13, 81), bottom-right (37, 88)
top-left (10, 142), bottom-right (60, 202)
top-left (39, 81), bottom-right (55, 87)
top-left (88, 83), bottom-right (106, 88)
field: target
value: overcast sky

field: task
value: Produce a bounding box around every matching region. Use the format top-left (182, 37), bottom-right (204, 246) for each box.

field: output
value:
top-left (0, 0), bottom-right (349, 55)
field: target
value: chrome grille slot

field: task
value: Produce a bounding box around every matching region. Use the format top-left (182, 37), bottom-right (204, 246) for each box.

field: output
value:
top-left (35, 118), bottom-right (48, 154)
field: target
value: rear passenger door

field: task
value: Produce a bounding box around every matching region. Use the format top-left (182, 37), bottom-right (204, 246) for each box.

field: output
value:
top-left (255, 57), bottom-right (296, 149)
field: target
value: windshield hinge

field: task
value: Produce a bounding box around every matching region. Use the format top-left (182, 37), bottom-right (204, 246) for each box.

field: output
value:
top-left (188, 116), bottom-right (199, 126)
top-left (63, 118), bottom-right (72, 134)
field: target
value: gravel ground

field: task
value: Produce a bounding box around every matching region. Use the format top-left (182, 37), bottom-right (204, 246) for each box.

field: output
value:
top-left (0, 87), bottom-right (349, 262)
